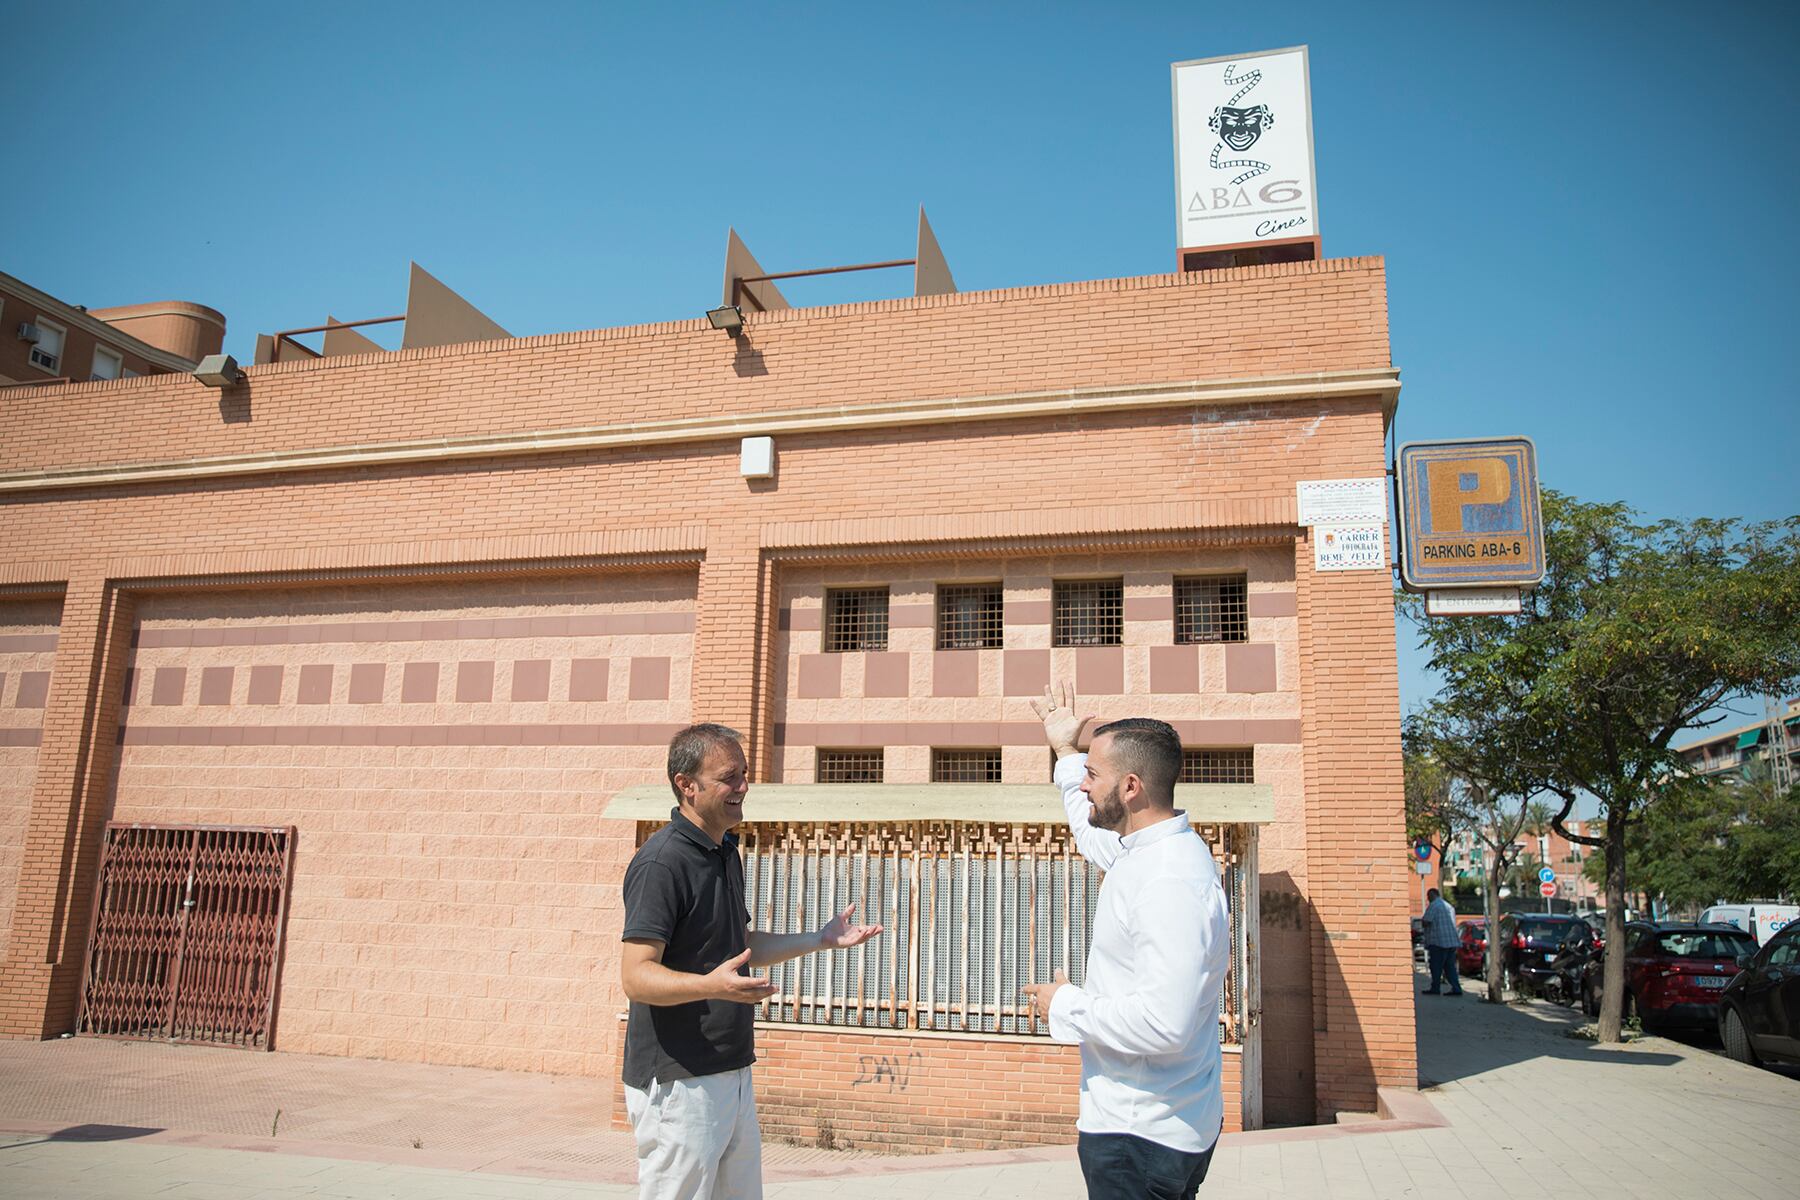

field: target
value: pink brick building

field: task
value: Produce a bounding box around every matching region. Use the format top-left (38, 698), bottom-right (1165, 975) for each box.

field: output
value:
top-left (0, 256), bottom-right (1412, 1146)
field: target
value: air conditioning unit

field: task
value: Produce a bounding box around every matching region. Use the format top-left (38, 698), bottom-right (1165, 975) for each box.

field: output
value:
top-left (16, 322), bottom-right (41, 344)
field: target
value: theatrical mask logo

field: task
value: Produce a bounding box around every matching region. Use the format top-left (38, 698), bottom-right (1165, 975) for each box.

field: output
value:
top-left (1208, 103), bottom-right (1273, 152)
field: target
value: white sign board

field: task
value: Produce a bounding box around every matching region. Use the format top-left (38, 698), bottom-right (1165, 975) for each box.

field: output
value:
top-left (1173, 47), bottom-right (1319, 253)
top-left (1297, 478), bottom-right (1387, 526)
top-left (1313, 523), bottom-right (1385, 572)
top-left (1425, 588), bottom-right (1524, 617)
top-left (1415, 860), bottom-right (1433, 876)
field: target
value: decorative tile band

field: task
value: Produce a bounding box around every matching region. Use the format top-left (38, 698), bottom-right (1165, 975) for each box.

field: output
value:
top-left (124, 657), bottom-right (673, 707)
top-left (0, 728), bottom-right (43, 747)
top-left (0, 634), bottom-right (59, 653)
top-left (132, 611), bottom-right (695, 649)
top-left (773, 719), bottom-right (1301, 747)
top-left (116, 723), bottom-right (688, 748)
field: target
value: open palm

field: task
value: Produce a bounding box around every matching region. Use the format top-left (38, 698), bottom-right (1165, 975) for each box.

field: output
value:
top-left (820, 903), bottom-right (883, 949)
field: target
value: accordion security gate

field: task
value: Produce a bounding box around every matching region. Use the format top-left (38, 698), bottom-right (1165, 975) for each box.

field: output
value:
top-left (76, 822), bottom-right (296, 1050)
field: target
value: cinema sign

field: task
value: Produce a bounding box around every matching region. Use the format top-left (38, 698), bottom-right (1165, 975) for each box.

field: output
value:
top-left (1396, 438), bottom-right (1545, 598)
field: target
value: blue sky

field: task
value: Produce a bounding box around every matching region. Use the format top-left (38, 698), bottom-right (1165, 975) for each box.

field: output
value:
top-left (6, 1), bottom-right (1796, 735)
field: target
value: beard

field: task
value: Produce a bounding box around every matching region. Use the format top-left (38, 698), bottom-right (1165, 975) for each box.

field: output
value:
top-left (1088, 781), bottom-right (1127, 832)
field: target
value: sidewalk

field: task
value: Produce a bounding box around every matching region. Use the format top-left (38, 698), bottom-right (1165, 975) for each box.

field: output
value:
top-left (2, 965), bottom-right (1794, 1198)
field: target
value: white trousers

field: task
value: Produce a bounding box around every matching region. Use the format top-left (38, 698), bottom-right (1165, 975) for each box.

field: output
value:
top-left (624, 1066), bottom-right (763, 1200)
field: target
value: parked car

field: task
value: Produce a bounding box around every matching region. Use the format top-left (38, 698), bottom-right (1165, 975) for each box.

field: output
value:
top-left (1582, 922), bottom-right (1759, 1032)
top-left (1717, 920), bottom-right (1800, 1067)
top-left (1544, 916), bottom-right (1603, 1007)
top-left (1698, 903), bottom-right (1799, 947)
top-left (1497, 913), bottom-right (1586, 997)
top-left (1456, 918), bottom-right (1487, 977)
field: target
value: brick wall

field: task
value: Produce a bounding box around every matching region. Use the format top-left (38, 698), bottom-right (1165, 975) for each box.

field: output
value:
top-left (0, 599), bottom-right (62, 961)
top-left (103, 575), bottom-right (692, 1074)
top-left (0, 257), bottom-right (1411, 1135)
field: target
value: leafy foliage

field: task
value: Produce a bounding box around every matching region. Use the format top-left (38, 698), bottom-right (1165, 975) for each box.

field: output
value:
top-left (1401, 491), bottom-right (1800, 1039)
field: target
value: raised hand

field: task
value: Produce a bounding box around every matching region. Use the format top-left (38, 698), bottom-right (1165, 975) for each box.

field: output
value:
top-left (706, 947), bottom-right (779, 1004)
top-left (819, 902), bottom-right (884, 950)
top-left (1028, 682), bottom-right (1090, 758)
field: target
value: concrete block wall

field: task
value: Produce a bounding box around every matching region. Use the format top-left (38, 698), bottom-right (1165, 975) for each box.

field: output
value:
top-left (0, 257), bottom-right (1412, 1139)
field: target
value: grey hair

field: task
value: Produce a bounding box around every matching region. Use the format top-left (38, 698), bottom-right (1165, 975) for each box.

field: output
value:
top-left (667, 723), bottom-right (744, 800)
top-left (1092, 717), bottom-right (1182, 803)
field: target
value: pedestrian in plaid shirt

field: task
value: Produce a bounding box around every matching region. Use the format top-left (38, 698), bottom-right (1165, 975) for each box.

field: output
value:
top-left (1420, 888), bottom-right (1464, 996)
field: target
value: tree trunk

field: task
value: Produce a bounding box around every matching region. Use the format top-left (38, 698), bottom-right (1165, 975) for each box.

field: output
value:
top-left (1483, 856), bottom-right (1505, 1002)
top-left (1597, 809), bottom-right (1630, 1043)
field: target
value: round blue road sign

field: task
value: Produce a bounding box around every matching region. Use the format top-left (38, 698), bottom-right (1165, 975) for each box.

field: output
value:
top-left (1537, 866), bottom-right (1556, 884)
top-left (1413, 842), bottom-right (1433, 861)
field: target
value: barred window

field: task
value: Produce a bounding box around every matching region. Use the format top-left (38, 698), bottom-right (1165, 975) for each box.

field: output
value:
top-left (932, 748), bottom-right (1003, 783)
top-left (1175, 576), bottom-right (1248, 644)
top-left (936, 583), bottom-right (1003, 650)
top-left (1180, 748), bottom-right (1255, 784)
top-left (817, 749), bottom-right (884, 783)
top-left (824, 588), bottom-right (889, 652)
top-left (710, 820), bottom-right (1254, 1043)
top-left (1053, 579), bottom-right (1123, 647)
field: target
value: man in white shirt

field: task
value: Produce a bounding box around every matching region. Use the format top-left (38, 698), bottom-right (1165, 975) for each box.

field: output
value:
top-left (1022, 684), bottom-right (1230, 1199)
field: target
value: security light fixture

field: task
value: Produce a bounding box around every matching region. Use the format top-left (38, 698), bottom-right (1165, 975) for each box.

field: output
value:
top-left (193, 353), bottom-right (243, 388)
top-left (705, 305), bottom-right (745, 336)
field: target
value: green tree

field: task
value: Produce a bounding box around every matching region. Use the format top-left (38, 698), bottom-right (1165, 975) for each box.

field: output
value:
top-left (1404, 493), bottom-right (1800, 1042)
top-left (1402, 709), bottom-right (1542, 1002)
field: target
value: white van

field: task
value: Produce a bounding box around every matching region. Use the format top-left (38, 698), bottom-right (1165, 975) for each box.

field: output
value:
top-left (1699, 903), bottom-right (1799, 946)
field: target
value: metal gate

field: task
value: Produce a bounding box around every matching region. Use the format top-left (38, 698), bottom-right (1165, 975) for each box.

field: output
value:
top-left (76, 822), bottom-right (296, 1050)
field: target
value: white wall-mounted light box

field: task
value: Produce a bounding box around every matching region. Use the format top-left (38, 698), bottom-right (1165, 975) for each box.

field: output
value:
top-left (740, 436), bottom-right (774, 479)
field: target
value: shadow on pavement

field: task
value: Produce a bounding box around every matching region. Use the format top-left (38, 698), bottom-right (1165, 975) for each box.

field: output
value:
top-left (0, 1123), bottom-right (163, 1152)
top-left (1413, 967), bottom-right (1681, 1087)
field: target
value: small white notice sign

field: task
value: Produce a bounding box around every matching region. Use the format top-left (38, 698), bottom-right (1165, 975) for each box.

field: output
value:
top-left (1296, 478), bottom-right (1388, 526)
top-left (1425, 588), bottom-right (1523, 616)
top-left (1314, 523), bottom-right (1386, 571)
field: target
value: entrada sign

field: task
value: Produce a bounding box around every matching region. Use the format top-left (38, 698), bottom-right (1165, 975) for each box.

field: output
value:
top-left (1396, 437), bottom-right (1545, 593)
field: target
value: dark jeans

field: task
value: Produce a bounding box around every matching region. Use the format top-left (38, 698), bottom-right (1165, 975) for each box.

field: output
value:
top-left (1078, 1130), bottom-right (1217, 1199)
top-left (1426, 945), bottom-right (1462, 993)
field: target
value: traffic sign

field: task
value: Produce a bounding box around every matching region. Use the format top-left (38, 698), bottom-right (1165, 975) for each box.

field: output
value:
top-left (1538, 881), bottom-right (1557, 898)
top-left (1413, 841), bottom-right (1433, 862)
top-left (1537, 866), bottom-right (1556, 884)
top-left (1415, 861), bottom-right (1433, 875)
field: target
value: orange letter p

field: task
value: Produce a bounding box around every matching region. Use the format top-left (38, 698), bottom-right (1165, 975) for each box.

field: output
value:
top-left (1425, 458), bottom-right (1512, 534)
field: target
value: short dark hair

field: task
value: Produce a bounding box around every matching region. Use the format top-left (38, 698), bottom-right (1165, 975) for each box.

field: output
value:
top-left (1092, 717), bottom-right (1182, 803)
top-left (667, 723), bottom-right (743, 800)
top-left (1427, 888), bottom-right (1441, 901)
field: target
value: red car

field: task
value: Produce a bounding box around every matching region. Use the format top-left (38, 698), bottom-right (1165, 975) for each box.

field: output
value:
top-left (1582, 922), bottom-right (1759, 1031)
top-left (1457, 918), bottom-right (1487, 977)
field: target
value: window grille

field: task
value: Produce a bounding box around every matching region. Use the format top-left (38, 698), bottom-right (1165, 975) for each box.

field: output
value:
top-left (817, 749), bottom-right (884, 783)
top-left (1053, 579), bottom-right (1123, 647)
top-left (824, 588), bottom-right (889, 652)
top-left (687, 820), bottom-right (1251, 1043)
top-left (932, 748), bottom-right (1003, 783)
top-left (936, 584), bottom-right (1003, 650)
top-left (1175, 576), bottom-right (1248, 644)
top-left (1180, 748), bottom-right (1255, 784)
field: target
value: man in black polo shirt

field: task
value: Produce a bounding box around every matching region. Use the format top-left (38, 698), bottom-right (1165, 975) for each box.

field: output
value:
top-left (621, 723), bottom-right (881, 1199)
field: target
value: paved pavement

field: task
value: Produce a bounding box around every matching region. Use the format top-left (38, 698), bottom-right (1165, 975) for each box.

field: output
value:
top-left (2, 965), bottom-right (1795, 1198)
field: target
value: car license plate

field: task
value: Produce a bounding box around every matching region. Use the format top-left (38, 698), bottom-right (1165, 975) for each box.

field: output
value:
top-left (1542, 952), bottom-right (1557, 961)
top-left (1695, 976), bottom-right (1730, 988)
